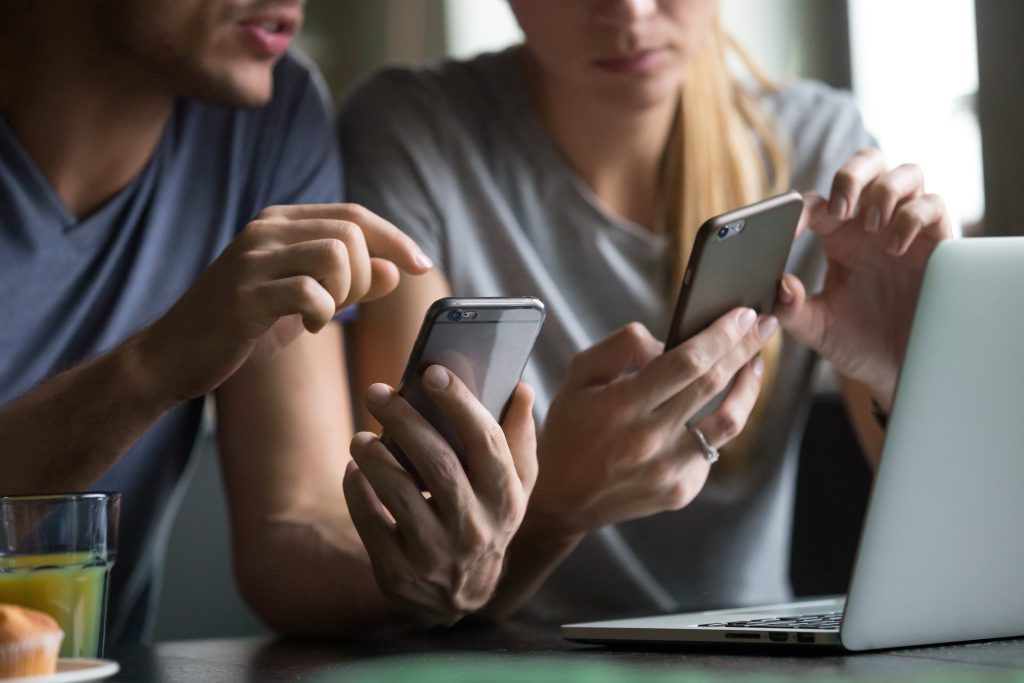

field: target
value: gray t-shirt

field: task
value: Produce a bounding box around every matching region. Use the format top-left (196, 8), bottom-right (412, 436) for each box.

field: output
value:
top-left (339, 48), bottom-right (874, 621)
top-left (0, 54), bottom-right (342, 643)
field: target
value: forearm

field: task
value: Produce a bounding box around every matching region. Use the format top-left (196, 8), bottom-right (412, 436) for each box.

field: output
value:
top-left (0, 333), bottom-right (175, 494)
top-left (483, 508), bottom-right (583, 619)
top-left (218, 326), bottom-right (414, 636)
top-left (233, 511), bottom-right (408, 637)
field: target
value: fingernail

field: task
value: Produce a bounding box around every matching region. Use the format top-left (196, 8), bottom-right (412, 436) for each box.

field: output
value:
top-left (351, 432), bottom-right (376, 448)
top-left (886, 234), bottom-right (902, 255)
top-left (737, 308), bottom-right (756, 333)
top-left (831, 196), bottom-right (848, 220)
top-left (778, 280), bottom-right (794, 305)
top-left (345, 459), bottom-right (358, 475)
top-left (415, 251), bottom-right (433, 269)
top-left (865, 207), bottom-right (881, 233)
top-left (757, 315), bottom-right (778, 341)
top-left (423, 364), bottom-right (451, 390)
top-left (752, 356), bottom-right (764, 378)
top-left (365, 383), bottom-right (392, 407)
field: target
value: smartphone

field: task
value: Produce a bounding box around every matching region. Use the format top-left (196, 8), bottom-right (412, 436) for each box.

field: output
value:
top-left (382, 297), bottom-right (546, 486)
top-left (664, 190), bottom-right (803, 419)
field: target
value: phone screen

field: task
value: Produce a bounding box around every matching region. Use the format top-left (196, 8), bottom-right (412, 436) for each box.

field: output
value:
top-left (384, 298), bottom-right (545, 483)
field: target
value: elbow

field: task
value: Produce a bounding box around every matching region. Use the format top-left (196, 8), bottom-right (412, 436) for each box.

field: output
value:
top-left (232, 557), bottom-right (314, 638)
top-left (231, 540), bottom-right (396, 639)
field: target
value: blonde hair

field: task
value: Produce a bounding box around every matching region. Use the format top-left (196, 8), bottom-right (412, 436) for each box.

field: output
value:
top-left (661, 18), bottom-right (790, 472)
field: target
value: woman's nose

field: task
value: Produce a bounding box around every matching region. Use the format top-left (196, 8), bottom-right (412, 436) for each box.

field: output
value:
top-left (591, 0), bottom-right (659, 26)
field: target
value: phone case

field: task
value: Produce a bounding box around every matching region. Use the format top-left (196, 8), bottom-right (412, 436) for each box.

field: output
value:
top-left (384, 297), bottom-right (546, 488)
top-left (666, 190), bottom-right (803, 349)
top-left (664, 191), bottom-right (803, 425)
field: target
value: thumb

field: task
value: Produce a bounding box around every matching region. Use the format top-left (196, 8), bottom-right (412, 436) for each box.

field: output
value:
top-left (566, 323), bottom-right (663, 391)
top-left (775, 274), bottom-right (828, 353)
top-left (359, 258), bottom-right (401, 302)
top-left (501, 383), bottom-right (538, 494)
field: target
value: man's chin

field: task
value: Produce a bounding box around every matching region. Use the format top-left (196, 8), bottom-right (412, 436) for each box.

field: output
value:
top-left (187, 67), bottom-right (275, 108)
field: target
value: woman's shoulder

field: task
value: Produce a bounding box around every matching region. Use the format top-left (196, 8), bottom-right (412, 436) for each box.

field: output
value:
top-left (761, 79), bottom-right (860, 121)
top-left (756, 79), bottom-right (877, 194)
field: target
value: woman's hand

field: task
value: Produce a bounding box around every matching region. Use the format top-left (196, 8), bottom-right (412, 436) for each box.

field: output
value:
top-left (139, 203), bottom-right (432, 402)
top-left (528, 310), bottom-right (776, 539)
top-left (776, 149), bottom-right (953, 411)
top-left (343, 367), bottom-right (537, 626)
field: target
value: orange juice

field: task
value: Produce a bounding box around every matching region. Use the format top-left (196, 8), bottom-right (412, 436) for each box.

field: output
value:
top-left (0, 552), bottom-right (111, 658)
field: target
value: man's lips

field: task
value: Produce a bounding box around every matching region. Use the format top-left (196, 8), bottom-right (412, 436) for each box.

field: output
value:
top-left (237, 12), bottom-right (298, 58)
top-left (591, 48), bottom-right (669, 75)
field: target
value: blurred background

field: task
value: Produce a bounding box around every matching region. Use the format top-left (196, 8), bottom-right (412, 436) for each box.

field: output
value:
top-left (154, 0), bottom-right (1021, 640)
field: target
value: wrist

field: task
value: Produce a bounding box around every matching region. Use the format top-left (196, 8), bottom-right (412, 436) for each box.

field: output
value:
top-left (868, 385), bottom-right (893, 416)
top-left (518, 503), bottom-right (585, 550)
top-left (870, 398), bottom-right (889, 430)
top-left (119, 330), bottom-right (183, 412)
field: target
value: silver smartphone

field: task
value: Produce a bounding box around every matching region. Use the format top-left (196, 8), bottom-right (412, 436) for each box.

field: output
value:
top-left (382, 297), bottom-right (546, 486)
top-left (665, 191), bottom-right (803, 419)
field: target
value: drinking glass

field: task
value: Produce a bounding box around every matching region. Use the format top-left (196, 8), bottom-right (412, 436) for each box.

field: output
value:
top-left (0, 492), bottom-right (120, 658)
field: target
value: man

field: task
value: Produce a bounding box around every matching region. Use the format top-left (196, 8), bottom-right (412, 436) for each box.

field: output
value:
top-left (0, 0), bottom-right (536, 643)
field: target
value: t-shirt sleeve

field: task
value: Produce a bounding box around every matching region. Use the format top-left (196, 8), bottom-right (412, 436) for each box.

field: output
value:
top-left (336, 69), bottom-right (450, 269)
top-left (250, 53), bottom-right (344, 210)
top-left (768, 80), bottom-right (879, 197)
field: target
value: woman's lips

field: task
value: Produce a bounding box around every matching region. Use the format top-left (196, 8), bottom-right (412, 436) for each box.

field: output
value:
top-left (591, 48), bottom-right (669, 75)
top-left (238, 18), bottom-right (296, 57)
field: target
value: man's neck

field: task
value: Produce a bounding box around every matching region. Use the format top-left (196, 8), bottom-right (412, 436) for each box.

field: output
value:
top-left (0, 4), bottom-right (173, 220)
top-left (523, 54), bottom-right (677, 232)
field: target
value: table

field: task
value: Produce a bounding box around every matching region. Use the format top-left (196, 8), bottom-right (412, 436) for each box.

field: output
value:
top-left (109, 621), bottom-right (1024, 682)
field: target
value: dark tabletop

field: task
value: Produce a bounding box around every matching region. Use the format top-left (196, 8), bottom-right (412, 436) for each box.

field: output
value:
top-left (108, 620), bottom-right (1024, 682)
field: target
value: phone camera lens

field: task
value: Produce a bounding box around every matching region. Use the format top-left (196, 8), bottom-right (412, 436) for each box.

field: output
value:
top-left (448, 310), bottom-right (464, 322)
top-left (717, 220), bottom-right (745, 240)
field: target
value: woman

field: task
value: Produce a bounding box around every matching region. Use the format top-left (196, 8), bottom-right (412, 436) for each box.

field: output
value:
top-left (339, 0), bottom-right (951, 623)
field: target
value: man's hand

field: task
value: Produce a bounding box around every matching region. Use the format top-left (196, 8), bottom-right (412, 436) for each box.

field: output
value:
top-left (776, 150), bottom-right (953, 411)
top-left (138, 203), bottom-right (431, 402)
top-left (343, 368), bottom-right (537, 626)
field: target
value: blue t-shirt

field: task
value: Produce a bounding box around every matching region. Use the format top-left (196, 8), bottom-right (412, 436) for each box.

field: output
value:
top-left (0, 54), bottom-right (342, 644)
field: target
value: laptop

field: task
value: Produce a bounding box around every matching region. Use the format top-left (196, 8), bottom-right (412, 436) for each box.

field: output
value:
top-left (563, 237), bottom-right (1024, 651)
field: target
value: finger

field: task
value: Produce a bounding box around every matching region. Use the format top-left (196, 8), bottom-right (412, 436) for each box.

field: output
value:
top-left (251, 275), bottom-right (336, 333)
top-left (259, 238), bottom-right (356, 310)
top-left (349, 431), bottom-right (445, 556)
top-left (691, 357), bottom-right (764, 449)
top-left (634, 307), bottom-right (758, 409)
top-left (796, 192), bottom-right (824, 238)
top-left (362, 258), bottom-right (402, 301)
top-left (363, 383), bottom-right (475, 523)
top-left (254, 204), bottom-right (432, 275)
top-left (884, 194), bottom-right (953, 256)
top-left (775, 273), bottom-right (827, 353)
top-left (652, 315), bottom-right (774, 422)
top-left (342, 460), bottom-right (400, 559)
top-left (797, 192), bottom-right (845, 238)
top-left (246, 219), bottom-right (373, 304)
top-left (501, 383), bottom-right (539, 493)
top-left (857, 163), bottom-right (924, 234)
top-left (565, 322), bottom-right (664, 391)
top-left (829, 148), bottom-right (886, 220)
top-left (419, 365), bottom-right (526, 504)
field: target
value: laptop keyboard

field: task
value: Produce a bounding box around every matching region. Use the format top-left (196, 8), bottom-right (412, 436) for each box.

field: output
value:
top-left (698, 611), bottom-right (843, 630)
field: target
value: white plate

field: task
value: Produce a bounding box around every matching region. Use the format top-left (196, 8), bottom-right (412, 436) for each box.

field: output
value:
top-left (4, 658), bottom-right (119, 682)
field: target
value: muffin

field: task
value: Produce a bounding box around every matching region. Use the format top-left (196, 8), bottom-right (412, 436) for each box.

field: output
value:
top-left (0, 604), bottom-right (64, 678)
